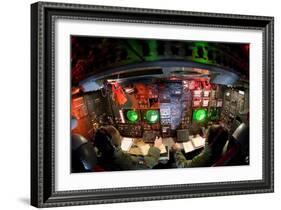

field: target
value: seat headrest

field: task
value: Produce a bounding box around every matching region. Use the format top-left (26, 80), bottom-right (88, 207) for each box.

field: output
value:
top-left (72, 134), bottom-right (88, 150)
top-left (232, 123), bottom-right (249, 147)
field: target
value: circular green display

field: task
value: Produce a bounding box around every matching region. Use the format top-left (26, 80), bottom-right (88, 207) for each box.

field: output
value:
top-left (145, 110), bottom-right (159, 123)
top-left (126, 110), bottom-right (139, 122)
top-left (193, 109), bottom-right (207, 122)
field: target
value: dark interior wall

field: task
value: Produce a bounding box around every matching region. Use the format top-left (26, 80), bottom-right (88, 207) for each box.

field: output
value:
top-left (72, 90), bottom-right (114, 140)
top-left (72, 117), bottom-right (93, 140)
top-left (71, 96), bottom-right (93, 140)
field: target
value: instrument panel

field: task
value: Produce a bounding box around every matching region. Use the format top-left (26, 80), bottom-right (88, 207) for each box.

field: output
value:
top-left (79, 80), bottom-right (248, 139)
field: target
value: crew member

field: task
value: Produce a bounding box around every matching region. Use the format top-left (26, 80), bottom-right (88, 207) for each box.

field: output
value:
top-left (172, 125), bottom-right (229, 167)
top-left (94, 125), bottom-right (162, 171)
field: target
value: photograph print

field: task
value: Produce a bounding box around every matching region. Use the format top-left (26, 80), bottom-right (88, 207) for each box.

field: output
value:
top-left (70, 36), bottom-right (250, 173)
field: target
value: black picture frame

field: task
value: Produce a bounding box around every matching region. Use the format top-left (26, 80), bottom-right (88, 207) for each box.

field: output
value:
top-left (31, 1), bottom-right (274, 208)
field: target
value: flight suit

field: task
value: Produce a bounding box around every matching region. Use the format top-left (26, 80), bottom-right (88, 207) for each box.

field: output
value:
top-left (174, 143), bottom-right (212, 168)
top-left (113, 146), bottom-right (161, 170)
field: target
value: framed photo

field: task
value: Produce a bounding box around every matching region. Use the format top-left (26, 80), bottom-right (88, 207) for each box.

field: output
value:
top-left (31, 1), bottom-right (274, 208)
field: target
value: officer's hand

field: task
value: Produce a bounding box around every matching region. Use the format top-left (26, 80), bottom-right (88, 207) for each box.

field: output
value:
top-left (172, 143), bottom-right (181, 151)
top-left (154, 136), bottom-right (163, 150)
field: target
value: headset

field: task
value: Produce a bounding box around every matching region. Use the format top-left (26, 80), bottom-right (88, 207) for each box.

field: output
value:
top-left (94, 127), bottom-right (116, 157)
top-left (207, 125), bottom-right (229, 161)
top-left (207, 125), bottom-right (228, 146)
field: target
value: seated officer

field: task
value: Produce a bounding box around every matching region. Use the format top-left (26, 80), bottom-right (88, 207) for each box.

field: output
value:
top-left (172, 125), bottom-right (229, 168)
top-left (94, 125), bottom-right (162, 171)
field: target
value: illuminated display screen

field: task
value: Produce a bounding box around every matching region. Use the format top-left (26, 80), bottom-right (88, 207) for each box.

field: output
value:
top-left (193, 90), bottom-right (202, 97)
top-left (124, 110), bottom-right (139, 123)
top-left (203, 90), bottom-right (210, 97)
top-left (208, 108), bottom-right (220, 120)
top-left (144, 110), bottom-right (160, 124)
top-left (217, 99), bottom-right (223, 107)
top-left (193, 99), bottom-right (202, 107)
top-left (193, 109), bottom-right (207, 122)
top-left (202, 99), bottom-right (209, 107)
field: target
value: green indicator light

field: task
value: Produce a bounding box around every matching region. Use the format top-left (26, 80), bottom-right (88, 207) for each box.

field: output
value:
top-left (126, 110), bottom-right (138, 122)
top-left (145, 110), bottom-right (159, 123)
top-left (193, 109), bottom-right (207, 122)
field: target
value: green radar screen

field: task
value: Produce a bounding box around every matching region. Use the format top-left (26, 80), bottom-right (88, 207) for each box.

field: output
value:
top-left (193, 109), bottom-right (207, 122)
top-left (144, 110), bottom-right (160, 124)
top-left (125, 110), bottom-right (139, 123)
